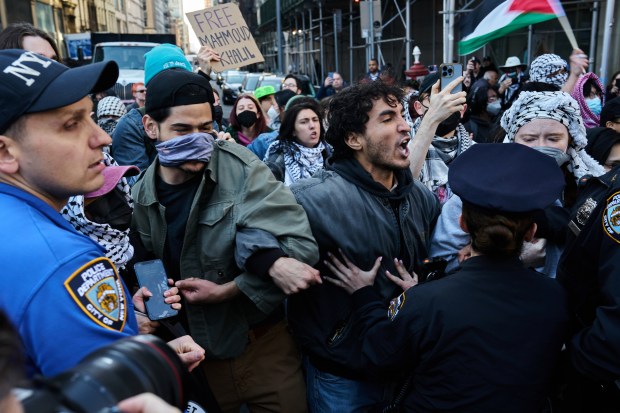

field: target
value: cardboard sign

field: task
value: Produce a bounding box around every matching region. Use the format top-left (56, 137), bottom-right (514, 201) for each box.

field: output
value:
top-left (186, 4), bottom-right (264, 72)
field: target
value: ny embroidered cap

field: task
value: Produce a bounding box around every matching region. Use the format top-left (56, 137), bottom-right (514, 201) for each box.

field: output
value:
top-left (144, 43), bottom-right (192, 86)
top-left (0, 49), bottom-right (118, 134)
top-left (449, 143), bottom-right (565, 213)
top-left (254, 85), bottom-right (276, 100)
top-left (84, 165), bottom-right (140, 198)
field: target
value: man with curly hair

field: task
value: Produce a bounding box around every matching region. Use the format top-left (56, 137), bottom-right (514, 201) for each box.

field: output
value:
top-left (288, 81), bottom-right (445, 412)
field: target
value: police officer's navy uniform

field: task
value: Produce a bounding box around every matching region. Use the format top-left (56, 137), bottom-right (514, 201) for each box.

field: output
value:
top-left (0, 184), bottom-right (137, 377)
top-left (557, 166), bottom-right (620, 411)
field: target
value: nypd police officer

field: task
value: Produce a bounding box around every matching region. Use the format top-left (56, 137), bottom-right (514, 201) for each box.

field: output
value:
top-left (325, 143), bottom-right (570, 412)
top-left (556, 164), bottom-right (620, 411)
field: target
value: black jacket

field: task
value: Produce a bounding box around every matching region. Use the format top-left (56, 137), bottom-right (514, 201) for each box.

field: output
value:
top-left (349, 255), bottom-right (569, 412)
top-left (288, 158), bottom-right (440, 379)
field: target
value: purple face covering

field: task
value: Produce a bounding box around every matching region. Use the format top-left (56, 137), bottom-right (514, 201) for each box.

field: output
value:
top-left (155, 132), bottom-right (215, 167)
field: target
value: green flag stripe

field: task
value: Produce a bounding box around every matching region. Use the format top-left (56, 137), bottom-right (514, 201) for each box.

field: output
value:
top-left (458, 12), bottom-right (557, 56)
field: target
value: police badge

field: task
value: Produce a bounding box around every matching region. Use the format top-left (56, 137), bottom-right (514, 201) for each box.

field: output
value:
top-left (603, 191), bottom-right (620, 244)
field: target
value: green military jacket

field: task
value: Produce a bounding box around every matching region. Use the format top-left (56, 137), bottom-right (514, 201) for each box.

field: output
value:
top-left (131, 140), bottom-right (318, 358)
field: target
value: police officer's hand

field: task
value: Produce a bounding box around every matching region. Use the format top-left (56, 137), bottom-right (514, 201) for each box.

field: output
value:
top-left (268, 257), bottom-right (322, 295)
top-left (175, 278), bottom-right (239, 304)
top-left (385, 258), bottom-right (418, 292)
top-left (166, 335), bottom-right (206, 372)
top-left (117, 393), bottom-right (181, 413)
top-left (324, 250), bottom-right (382, 294)
top-left (457, 243), bottom-right (472, 264)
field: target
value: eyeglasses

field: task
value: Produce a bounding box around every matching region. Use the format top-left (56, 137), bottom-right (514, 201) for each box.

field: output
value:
top-left (282, 83), bottom-right (297, 89)
top-left (135, 89), bottom-right (147, 94)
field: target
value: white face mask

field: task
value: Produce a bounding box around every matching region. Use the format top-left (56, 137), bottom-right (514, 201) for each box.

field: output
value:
top-left (267, 105), bottom-right (279, 120)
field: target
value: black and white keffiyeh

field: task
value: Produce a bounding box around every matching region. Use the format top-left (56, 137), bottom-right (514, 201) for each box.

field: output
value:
top-left (97, 96), bottom-right (127, 119)
top-left (265, 140), bottom-right (326, 186)
top-left (61, 153), bottom-right (135, 269)
top-left (420, 124), bottom-right (474, 203)
top-left (501, 91), bottom-right (605, 179)
top-left (529, 54), bottom-right (568, 89)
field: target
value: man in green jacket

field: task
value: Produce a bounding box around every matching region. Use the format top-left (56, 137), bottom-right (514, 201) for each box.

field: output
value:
top-left (131, 68), bottom-right (320, 412)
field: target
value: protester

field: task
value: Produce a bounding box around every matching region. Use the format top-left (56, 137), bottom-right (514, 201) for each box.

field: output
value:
top-left (325, 143), bottom-right (570, 413)
top-left (225, 93), bottom-right (271, 146)
top-left (571, 72), bottom-right (605, 128)
top-left (288, 81), bottom-right (440, 412)
top-left (316, 72), bottom-right (345, 100)
top-left (247, 89), bottom-right (297, 159)
top-left (282, 74), bottom-right (303, 95)
top-left (599, 96), bottom-right (620, 133)
top-left (463, 80), bottom-right (500, 143)
top-left (363, 58), bottom-right (381, 82)
top-left (111, 44), bottom-right (193, 182)
top-left (263, 100), bottom-right (331, 185)
top-left (131, 68), bottom-right (319, 412)
top-left (254, 85), bottom-right (277, 121)
top-left (97, 96), bottom-right (127, 139)
top-left (604, 70), bottom-right (620, 102)
top-left (126, 82), bottom-right (146, 111)
top-left (466, 56), bottom-right (483, 82)
top-left (482, 69), bottom-right (499, 86)
top-left (528, 53), bottom-right (567, 90)
top-left (497, 56), bottom-right (527, 107)
top-left (585, 127), bottom-right (620, 172)
top-left (0, 22), bottom-right (59, 61)
top-left (410, 72), bottom-right (473, 204)
top-left (0, 50), bottom-right (204, 377)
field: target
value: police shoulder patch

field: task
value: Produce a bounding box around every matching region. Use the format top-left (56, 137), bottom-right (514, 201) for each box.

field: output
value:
top-left (388, 292), bottom-right (406, 320)
top-left (603, 191), bottom-right (620, 244)
top-left (64, 257), bottom-right (128, 331)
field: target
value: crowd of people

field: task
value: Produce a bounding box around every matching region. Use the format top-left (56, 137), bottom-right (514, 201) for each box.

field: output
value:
top-left (1, 21), bottom-right (620, 413)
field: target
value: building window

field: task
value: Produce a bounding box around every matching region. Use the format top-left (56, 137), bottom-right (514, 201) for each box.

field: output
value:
top-left (35, 1), bottom-right (56, 34)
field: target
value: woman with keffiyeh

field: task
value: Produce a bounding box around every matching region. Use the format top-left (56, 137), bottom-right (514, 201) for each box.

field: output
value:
top-left (263, 100), bottom-right (332, 186)
top-left (430, 91), bottom-right (605, 278)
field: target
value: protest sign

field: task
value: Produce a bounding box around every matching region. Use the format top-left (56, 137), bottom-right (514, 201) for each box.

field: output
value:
top-left (186, 3), bottom-right (264, 72)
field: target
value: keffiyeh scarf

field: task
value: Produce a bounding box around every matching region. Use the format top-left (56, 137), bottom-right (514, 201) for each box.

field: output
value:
top-left (529, 54), bottom-right (568, 88)
top-left (570, 72), bottom-right (605, 128)
top-left (501, 91), bottom-right (604, 179)
top-left (420, 124), bottom-right (474, 204)
top-left (61, 153), bottom-right (135, 269)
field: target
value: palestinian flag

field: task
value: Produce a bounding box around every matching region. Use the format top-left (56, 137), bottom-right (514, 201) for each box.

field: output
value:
top-left (458, 0), bottom-right (566, 55)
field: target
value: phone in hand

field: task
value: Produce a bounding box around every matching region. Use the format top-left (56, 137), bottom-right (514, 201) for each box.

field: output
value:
top-left (440, 63), bottom-right (463, 94)
top-left (328, 72), bottom-right (334, 79)
top-left (134, 259), bottom-right (178, 321)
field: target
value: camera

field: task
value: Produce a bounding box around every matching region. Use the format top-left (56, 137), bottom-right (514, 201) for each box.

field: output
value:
top-left (16, 335), bottom-right (186, 413)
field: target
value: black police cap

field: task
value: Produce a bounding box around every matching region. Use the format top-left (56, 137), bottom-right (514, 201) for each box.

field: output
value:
top-left (448, 143), bottom-right (565, 213)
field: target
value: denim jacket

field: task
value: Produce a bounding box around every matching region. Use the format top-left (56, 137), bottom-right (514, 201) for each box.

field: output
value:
top-left (131, 141), bottom-right (319, 358)
top-left (111, 108), bottom-right (156, 185)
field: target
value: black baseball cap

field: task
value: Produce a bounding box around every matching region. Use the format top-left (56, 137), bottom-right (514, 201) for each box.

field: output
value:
top-left (419, 72), bottom-right (440, 95)
top-left (0, 49), bottom-right (118, 133)
top-left (145, 69), bottom-right (214, 115)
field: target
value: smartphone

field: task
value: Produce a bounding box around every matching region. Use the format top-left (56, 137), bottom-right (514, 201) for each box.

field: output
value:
top-left (134, 259), bottom-right (178, 321)
top-left (440, 63), bottom-right (463, 94)
top-left (327, 71), bottom-right (334, 79)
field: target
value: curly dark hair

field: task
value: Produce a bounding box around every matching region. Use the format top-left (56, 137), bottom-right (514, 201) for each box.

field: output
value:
top-left (326, 81), bottom-right (404, 159)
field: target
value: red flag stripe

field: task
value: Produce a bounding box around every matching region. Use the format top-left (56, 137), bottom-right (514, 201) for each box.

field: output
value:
top-left (508, 0), bottom-right (555, 14)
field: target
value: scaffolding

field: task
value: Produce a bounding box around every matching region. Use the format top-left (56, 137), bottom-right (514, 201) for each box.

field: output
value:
top-left (255, 0), bottom-right (619, 86)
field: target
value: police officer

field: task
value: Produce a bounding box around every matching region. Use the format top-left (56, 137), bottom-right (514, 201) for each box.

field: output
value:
top-left (556, 165), bottom-right (620, 411)
top-left (325, 143), bottom-right (570, 412)
top-left (0, 50), bottom-right (203, 378)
